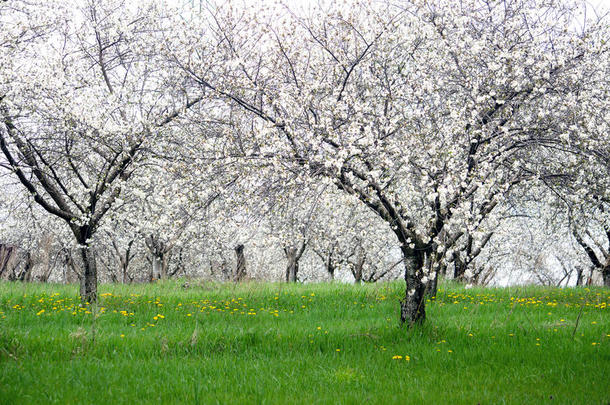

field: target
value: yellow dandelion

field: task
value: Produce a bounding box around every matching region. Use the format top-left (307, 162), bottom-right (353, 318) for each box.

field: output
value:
top-left (392, 355), bottom-right (402, 360)
top-left (36, 309), bottom-right (45, 316)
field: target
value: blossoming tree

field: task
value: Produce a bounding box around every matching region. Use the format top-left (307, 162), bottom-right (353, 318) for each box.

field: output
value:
top-left (164, 0), bottom-right (608, 323)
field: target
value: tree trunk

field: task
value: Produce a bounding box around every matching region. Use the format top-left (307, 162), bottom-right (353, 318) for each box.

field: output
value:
top-left (72, 225), bottom-right (98, 304)
top-left (400, 249), bottom-right (426, 325)
top-left (16, 251), bottom-right (34, 282)
top-left (152, 254), bottom-right (165, 280)
top-left (453, 256), bottom-right (467, 280)
top-left (0, 245), bottom-right (14, 278)
top-left (79, 246), bottom-right (97, 304)
top-left (284, 242), bottom-right (306, 283)
top-left (327, 260), bottom-right (335, 280)
top-left (285, 247), bottom-right (299, 282)
top-left (325, 251), bottom-right (335, 280)
top-left (603, 265), bottom-right (610, 287)
top-left (122, 262), bottom-right (130, 284)
top-left (63, 249), bottom-right (81, 284)
top-left (314, 247), bottom-right (335, 280)
top-left (145, 235), bottom-right (170, 281)
top-left (575, 266), bottom-right (584, 286)
top-left (352, 249), bottom-right (365, 284)
top-left (234, 244), bottom-right (247, 282)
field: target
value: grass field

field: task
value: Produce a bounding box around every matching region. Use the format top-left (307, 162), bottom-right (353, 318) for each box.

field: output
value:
top-left (0, 280), bottom-right (608, 404)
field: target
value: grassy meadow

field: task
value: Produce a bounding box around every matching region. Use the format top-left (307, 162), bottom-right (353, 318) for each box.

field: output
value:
top-left (0, 280), bottom-right (608, 404)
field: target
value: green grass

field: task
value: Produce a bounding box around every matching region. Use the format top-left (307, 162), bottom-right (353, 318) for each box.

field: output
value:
top-left (0, 280), bottom-right (608, 404)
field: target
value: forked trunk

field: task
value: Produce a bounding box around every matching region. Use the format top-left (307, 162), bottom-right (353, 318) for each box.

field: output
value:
top-left (152, 254), bottom-right (167, 280)
top-left (285, 256), bottom-right (299, 282)
top-left (284, 242), bottom-right (306, 283)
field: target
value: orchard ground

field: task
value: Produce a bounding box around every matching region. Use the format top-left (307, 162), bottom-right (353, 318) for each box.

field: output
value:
top-left (0, 281), bottom-right (608, 404)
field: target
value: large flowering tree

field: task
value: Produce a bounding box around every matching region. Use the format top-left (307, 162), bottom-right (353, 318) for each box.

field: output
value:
top-left (165, 0), bottom-right (608, 324)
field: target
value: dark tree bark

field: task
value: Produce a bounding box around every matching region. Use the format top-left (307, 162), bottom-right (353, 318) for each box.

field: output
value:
top-left (326, 254), bottom-right (336, 280)
top-left (603, 264), bottom-right (610, 287)
top-left (572, 229), bottom-right (610, 288)
top-left (0, 244), bottom-right (16, 278)
top-left (234, 244), bottom-right (247, 282)
top-left (454, 256), bottom-right (467, 280)
top-left (400, 249), bottom-right (426, 325)
top-left (79, 246), bottom-right (97, 303)
top-left (72, 225), bottom-right (97, 303)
